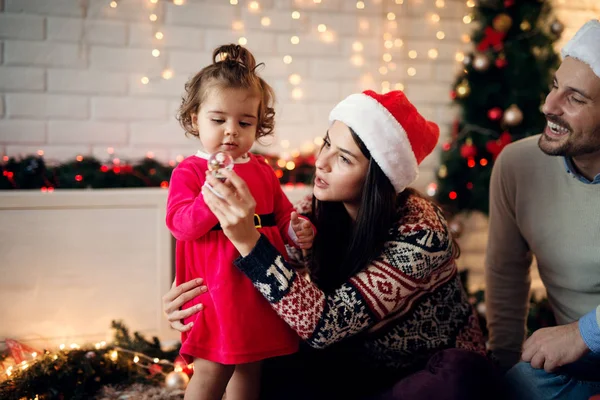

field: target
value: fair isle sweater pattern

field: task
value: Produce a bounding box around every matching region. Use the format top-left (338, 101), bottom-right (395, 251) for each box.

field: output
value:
top-left (234, 195), bottom-right (485, 369)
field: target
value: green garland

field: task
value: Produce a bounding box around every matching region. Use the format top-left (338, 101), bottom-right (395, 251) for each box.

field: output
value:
top-left (0, 153), bottom-right (315, 190)
top-left (0, 321), bottom-right (181, 400)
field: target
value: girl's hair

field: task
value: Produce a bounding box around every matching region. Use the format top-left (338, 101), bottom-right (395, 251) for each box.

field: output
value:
top-left (310, 129), bottom-right (460, 293)
top-left (177, 44), bottom-right (275, 139)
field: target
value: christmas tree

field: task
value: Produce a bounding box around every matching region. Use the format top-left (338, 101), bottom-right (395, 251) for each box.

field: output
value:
top-left (435, 0), bottom-right (563, 215)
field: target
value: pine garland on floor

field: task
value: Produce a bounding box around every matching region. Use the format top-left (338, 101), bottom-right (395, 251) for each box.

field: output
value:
top-left (0, 321), bottom-right (182, 400)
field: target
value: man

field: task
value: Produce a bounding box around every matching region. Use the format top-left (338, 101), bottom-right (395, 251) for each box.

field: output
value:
top-left (485, 19), bottom-right (600, 399)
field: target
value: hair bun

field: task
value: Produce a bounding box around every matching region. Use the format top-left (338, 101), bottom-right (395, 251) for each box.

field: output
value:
top-left (212, 44), bottom-right (257, 71)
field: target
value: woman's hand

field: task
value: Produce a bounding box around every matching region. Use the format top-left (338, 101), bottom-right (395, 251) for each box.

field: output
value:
top-left (162, 278), bottom-right (207, 332)
top-left (202, 170), bottom-right (261, 256)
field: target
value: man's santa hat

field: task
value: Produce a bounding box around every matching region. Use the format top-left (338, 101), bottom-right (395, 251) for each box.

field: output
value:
top-left (329, 90), bottom-right (439, 193)
top-left (561, 19), bottom-right (600, 79)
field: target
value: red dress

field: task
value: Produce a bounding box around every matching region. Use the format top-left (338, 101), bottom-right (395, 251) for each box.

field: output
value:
top-left (166, 152), bottom-right (299, 364)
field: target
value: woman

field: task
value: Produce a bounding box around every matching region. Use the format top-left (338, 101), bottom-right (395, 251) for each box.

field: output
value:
top-left (163, 90), bottom-right (502, 399)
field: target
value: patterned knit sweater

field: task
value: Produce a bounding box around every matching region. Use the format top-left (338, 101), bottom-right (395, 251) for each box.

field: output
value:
top-left (234, 194), bottom-right (485, 375)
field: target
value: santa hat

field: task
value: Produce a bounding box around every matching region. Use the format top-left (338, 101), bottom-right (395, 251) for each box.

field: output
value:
top-left (328, 90), bottom-right (439, 193)
top-left (561, 19), bottom-right (600, 79)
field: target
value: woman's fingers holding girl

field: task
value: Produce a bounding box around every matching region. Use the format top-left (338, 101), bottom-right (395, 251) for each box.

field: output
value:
top-left (162, 279), bottom-right (207, 314)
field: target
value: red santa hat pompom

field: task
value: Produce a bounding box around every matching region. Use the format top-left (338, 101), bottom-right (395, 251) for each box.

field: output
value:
top-left (328, 90), bottom-right (440, 193)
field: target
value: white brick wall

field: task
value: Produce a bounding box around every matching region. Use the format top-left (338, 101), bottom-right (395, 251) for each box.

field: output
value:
top-left (0, 0), bottom-right (597, 176)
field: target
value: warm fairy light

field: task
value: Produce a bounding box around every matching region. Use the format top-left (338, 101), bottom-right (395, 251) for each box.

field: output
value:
top-left (113, 158), bottom-right (121, 165)
top-left (230, 0), bottom-right (238, 3)
top-left (232, 20), bottom-right (244, 30)
top-left (134, 355), bottom-right (140, 363)
top-left (176, 154), bottom-right (184, 162)
top-left (436, 31), bottom-right (445, 39)
top-left (149, 13), bottom-right (157, 22)
top-left (408, 50), bottom-right (417, 59)
top-left (3, 156), bottom-right (8, 161)
top-left (110, 1), bottom-right (117, 8)
top-left (436, 0), bottom-right (445, 7)
top-left (395, 83), bottom-right (404, 90)
top-left (155, 31), bottom-right (163, 39)
top-left (286, 161), bottom-right (296, 170)
top-left (387, 12), bottom-right (396, 20)
top-left (468, 158), bottom-right (476, 168)
top-left (59, 344), bottom-right (66, 350)
top-left (462, 34), bottom-right (471, 43)
top-left (379, 66), bottom-right (388, 75)
top-left (37, 149), bottom-right (44, 156)
top-left (261, 17), bottom-right (271, 26)
top-left (146, 151), bottom-right (155, 158)
top-left (318, 24), bottom-right (327, 32)
top-left (75, 174), bottom-right (83, 182)
top-left (407, 67), bottom-right (416, 76)
top-left (321, 31), bottom-right (334, 42)
top-left (141, 76), bottom-right (149, 84)
top-left (313, 0), bottom-right (321, 3)
top-left (466, 0), bottom-right (475, 7)
top-left (480, 158), bottom-right (489, 166)
top-left (428, 49), bottom-right (438, 59)
top-left (289, 74), bottom-right (301, 85)
top-left (283, 55), bottom-right (292, 64)
top-left (280, 140), bottom-right (290, 149)
top-left (111, 351), bottom-right (118, 361)
top-left (291, 11), bottom-right (300, 19)
top-left (431, 14), bottom-right (440, 23)
top-left (70, 343), bottom-right (80, 349)
top-left (153, 358), bottom-right (160, 363)
top-left (238, 37), bottom-right (247, 45)
top-left (249, 1), bottom-right (259, 11)
top-left (384, 40), bottom-right (393, 49)
top-left (314, 137), bottom-right (324, 146)
top-left (455, 52), bottom-right (465, 62)
top-left (290, 36), bottom-right (300, 44)
top-left (173, 0), bottom-right (184, 4)
top-left (152, 49), bottom-right (160, 57)
top-left (277, 159), bottom-right (286, 168)
top-left (351, 54), bottom-right (364, 66)
top-left (107, 147), bottom-right (115, 154)
top-left (383, 53), bottom-right (392, 62)
top-left (395, 0), bottom-right (403, 3)
top-left (150, 0), bottom-right (158, 3)
top-left (32, 352), bottom-right (37, 358)
top-left (162, 69), bottom-right (173, 79)
top-left (292, 88), bottom-right (303, 99)
top-left (449, 191), bottom-right (458, 200)
top-left (394, 39), bottom-right (403, 47)
top-left (353, 41), bottom-right (363, 51)
top-left (383, 32), bottom-right (392, 40)
top-left (457, 85), bottom-right (468, 96)
top-left (356, 1), bottom-right (365, 9)
top-left (463, 15), bottom-right (472, 24)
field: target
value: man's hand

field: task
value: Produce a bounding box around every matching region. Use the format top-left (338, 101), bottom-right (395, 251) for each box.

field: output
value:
top-left (290, 211), bottom-right (314, 250)
top-left (521, 321), bottom-right (590, 373)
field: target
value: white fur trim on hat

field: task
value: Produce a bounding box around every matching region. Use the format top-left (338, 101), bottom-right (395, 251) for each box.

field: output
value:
top-left (561, 19), bottom-right (600, 79)
top-left (328, 93), bottom-right (418, 193)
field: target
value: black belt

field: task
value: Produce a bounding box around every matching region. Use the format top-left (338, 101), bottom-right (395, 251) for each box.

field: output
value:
top-left (211, 213), bottom-right (276, 231)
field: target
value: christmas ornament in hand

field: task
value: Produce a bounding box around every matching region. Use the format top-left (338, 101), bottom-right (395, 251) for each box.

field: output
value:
top-left (208, 151), bottom-right (234, 180)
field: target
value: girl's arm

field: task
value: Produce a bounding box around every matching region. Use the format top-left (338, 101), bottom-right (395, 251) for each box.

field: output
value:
top-left (233, 201), bottom-right (456, 348)
top-left (166, 164), bottom-right (219, 241)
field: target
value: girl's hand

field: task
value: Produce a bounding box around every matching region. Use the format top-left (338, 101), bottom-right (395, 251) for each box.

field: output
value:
top-left (202, 170), bottom-right (261, 256)
top-left (290, 211), bottom-right (314, 250)
top-left (162, 278), bottom-right (207, 332)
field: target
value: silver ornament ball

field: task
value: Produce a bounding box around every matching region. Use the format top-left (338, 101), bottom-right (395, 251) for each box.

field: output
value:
top-left (502, 104), bottom-right (523, 126)
top-left (165, 370), bottom-right (190, 390)
top-left (473, 53), bottom-right (491, 71)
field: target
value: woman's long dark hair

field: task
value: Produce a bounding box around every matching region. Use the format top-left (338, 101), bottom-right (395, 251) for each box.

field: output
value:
top-left (310, 128), bottom-right (407, 293)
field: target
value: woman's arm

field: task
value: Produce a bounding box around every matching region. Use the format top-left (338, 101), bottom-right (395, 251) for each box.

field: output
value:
top-left (166, 164), bottom-right (219, 241)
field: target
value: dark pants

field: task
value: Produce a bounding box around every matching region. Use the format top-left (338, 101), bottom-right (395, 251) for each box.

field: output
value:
top-left (260, 347), bottom-right (506, 400)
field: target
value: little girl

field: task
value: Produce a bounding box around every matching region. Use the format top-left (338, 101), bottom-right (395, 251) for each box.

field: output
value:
top-left (166, 44), bottom-right (314, 400)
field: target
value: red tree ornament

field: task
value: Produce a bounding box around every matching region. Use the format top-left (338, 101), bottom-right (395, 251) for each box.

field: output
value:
top-left (460, 140), bottom-right (478, 159)
top-left (477, 27), bottom-right (507, 52)
top-left (488, 107), bottom-right (503, 121)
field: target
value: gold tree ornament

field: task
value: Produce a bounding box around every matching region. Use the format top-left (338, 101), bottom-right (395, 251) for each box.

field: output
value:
top-left (456, 80), bottom-right (471, 98)
top-left (492, 14), bottom-right (512, 33)
top-left (165, 370), bottom-right (190, 390)
top-left (502, 104), bottom-right (524, 126)
top-left (550, 20), bottom-right (564, 36)
top-left (520, 20), bottom-right (532, 31)
top-left (438, 165), bottom-right (448, 179)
